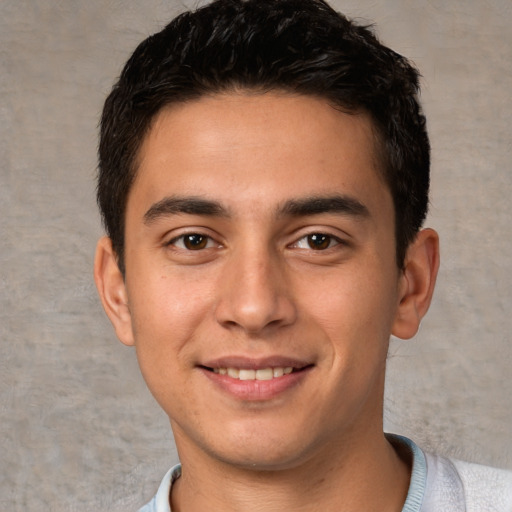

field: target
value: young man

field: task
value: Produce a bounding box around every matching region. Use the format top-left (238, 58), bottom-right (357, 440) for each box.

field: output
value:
top-left (94, 0), bottom-right (512, 510)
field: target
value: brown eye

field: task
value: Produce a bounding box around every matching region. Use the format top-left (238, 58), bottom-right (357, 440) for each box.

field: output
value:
top-left (307, 233), bottom-right (332, 250)
top-left (169, 233), bottom-right (214, 250)
top-left (183, 234), bottom-right (209, 250)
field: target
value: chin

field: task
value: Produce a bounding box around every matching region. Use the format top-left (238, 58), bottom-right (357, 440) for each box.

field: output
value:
top-left (203, 429), bottom-right (319, 472)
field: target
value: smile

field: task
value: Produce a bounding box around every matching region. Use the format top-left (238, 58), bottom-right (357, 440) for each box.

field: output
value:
top-left (199, 357), bottom-right (314, 400)
top-left (212, 367), bottom-right (294, 380)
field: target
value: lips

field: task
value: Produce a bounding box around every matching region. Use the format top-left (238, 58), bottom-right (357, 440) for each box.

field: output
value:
top-left (199, 356), bottom-right (314, 400)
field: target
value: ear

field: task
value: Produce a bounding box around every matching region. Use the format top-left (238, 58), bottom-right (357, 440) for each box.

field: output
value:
top-left (94, 236), bottom-right (135, 346)
top-left (392, 228), bottom-right (440, 340)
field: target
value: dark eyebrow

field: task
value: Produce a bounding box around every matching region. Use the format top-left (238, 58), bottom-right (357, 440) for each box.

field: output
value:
top-left (143, 196), bottom-right (229, 224)
top-left (279, 195), bottom-right (370, 218)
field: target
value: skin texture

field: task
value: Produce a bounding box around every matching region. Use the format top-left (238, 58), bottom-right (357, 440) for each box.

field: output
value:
top-left (95, 92), bottom-right (439, 511)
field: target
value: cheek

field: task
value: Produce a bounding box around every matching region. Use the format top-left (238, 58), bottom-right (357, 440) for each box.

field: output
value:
top-left (130, 268), bottom-right (213, 332)
top-left (127, 270), bottom-right (215, 378)
top-left (128, 273), bottom-right (208, 414)
top-left (294, 258), bottom-right (399, 355)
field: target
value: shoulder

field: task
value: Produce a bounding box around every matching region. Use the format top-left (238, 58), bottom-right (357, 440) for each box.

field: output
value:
top-left (138, 497), bottom-right (157, 512)
top-left (137, 464), bottom-right (182, 512)
top-left (451, 458), bottom-right (512, 512)
top-left (390, 434), bottom-right (512, 512)
top-left (423, 450), bottom-right (512, 512)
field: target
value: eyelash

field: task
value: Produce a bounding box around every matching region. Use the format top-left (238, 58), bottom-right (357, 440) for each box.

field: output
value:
top-left (167, 232), bottom-right (219, 251)
top-left (166, 231), bottom-right (344, 252)
top-left (292, 233), bottom-right (343, 251)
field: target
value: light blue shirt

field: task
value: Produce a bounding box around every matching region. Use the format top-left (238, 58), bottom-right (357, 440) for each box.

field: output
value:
top-left (138, 435), bottom-right (512, 511)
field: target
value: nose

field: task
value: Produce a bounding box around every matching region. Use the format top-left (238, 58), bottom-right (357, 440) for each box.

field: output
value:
top-left (214, 245), bottom-right (297, 335)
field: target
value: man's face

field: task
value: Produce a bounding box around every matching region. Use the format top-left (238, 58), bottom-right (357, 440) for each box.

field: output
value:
top-left (118, 92), bottom-right (407, 469)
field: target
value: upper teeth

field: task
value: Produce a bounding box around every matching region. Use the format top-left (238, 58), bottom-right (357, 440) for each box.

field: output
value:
top-left (213, 367), bottom-right (293, 380)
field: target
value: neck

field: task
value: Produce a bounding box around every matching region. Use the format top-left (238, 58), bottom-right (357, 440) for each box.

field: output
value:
top-left (170, 430), bottom-right (411, 512)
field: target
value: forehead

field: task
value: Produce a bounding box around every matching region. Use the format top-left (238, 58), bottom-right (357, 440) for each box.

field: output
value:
top-left (129, 92), bottom-right (390, 217)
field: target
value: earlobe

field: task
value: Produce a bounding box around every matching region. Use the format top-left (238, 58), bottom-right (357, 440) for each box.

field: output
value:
top-left (93, 236), bottom-right (135, 346)
top-left (392, 228), bottom-right (440, 340)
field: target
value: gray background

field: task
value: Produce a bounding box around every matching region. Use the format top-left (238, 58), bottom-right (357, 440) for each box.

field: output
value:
top-left (1, 0), bottom-right (511, 510)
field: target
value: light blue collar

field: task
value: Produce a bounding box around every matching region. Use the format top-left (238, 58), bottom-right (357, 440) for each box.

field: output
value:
top-left (387, 434), bottom-right (427, 512)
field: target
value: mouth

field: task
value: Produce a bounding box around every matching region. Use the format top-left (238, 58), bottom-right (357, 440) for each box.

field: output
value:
top-left (201, 366), bottom-right (305, 381)
top-left (198, 358), bottom-right (315, 403)
top-left (198, 358), bottom-right (314, 400)
top-left (197, 355), bottom-right (315, 402)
